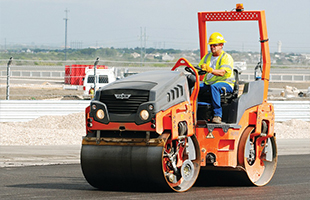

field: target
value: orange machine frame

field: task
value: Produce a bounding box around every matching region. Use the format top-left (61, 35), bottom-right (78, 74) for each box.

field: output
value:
top-left (193, 9), bottom-right (274, 169)
top-left (198, 10), bottom-right (271, 100)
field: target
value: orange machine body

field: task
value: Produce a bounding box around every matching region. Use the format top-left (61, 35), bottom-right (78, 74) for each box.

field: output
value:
top-left (83, 7), bottom-right (277, 190)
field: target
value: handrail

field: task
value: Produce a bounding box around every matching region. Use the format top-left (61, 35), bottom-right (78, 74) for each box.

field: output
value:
top-left (172, 58), bottom-right (200, 123)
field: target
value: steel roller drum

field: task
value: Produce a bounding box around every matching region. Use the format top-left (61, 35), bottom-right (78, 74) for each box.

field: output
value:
top-left (81, 135), bottom-right (201, 192)
top-left (81, 144), bottom-right (171, 191)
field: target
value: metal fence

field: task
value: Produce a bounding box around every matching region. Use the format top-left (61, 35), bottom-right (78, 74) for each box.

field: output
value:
top-left (0, 100), bottom-right (309, 122)
top-left (0, 70), bottom-right (65, 78)
top-left (240, 74), bottom-right (310, 82)
top-left (0, 100), bottom-right (89, 122)
top-left (1, 69), bottom-right (310, 82)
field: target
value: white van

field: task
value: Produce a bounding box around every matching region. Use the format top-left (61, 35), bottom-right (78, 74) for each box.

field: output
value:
top-left (83, 67), bottom-right (117, 99)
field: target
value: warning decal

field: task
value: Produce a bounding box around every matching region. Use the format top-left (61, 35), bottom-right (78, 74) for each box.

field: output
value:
top-left (206, 132), bottom-right (214, 139)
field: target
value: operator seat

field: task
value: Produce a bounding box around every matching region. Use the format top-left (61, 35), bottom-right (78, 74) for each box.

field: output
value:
top-left (221, 69), bottom-right (239, 104)
top-left (197, 69), bottom-right (240, 121)
top-left (198, 69), bottom-right (239, 104)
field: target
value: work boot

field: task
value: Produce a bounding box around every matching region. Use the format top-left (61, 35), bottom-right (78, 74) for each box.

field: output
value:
top-left (212, 116), bottom-right (222, 124)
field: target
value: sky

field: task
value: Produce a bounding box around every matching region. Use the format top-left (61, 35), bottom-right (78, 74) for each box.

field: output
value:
top-left (0, 0), bottom-right (310, 53)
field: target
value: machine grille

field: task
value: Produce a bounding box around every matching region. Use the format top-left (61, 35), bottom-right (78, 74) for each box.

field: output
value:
top-left (100, 90), bottom-right (149, 114)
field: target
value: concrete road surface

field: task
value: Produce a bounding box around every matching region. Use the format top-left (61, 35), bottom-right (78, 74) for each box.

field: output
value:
top-left (0, 139), bottom-right (309, 168)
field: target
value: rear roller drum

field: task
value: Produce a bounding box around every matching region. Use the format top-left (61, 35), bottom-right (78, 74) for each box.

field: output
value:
top-left (162, 135), bottom-right (201, 192)
top-left (238, 127), bottom-right (278, 186)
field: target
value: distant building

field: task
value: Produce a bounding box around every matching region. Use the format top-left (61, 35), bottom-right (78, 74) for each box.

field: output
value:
top-left (131, 52), bottom-right (140, 58)
top-left (162, 53), bottom-right (174, 61)
top-left (277, 41), bottom-right (282, 53)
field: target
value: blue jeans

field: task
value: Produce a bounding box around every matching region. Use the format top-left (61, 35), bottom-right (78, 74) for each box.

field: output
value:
top-left (198, 82), bottom-right (233, 118)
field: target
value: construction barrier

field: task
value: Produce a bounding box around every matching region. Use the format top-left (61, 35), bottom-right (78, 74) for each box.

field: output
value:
top-left (0, 100), bottom-right (309, 122)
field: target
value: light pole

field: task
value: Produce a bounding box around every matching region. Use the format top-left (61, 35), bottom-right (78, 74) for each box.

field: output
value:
top-left (6, 57), bottom-right (13, 100)
top-left (94, 57), bottom-right (100, 94)
top-left (64, 8), bottom-right (69, 60)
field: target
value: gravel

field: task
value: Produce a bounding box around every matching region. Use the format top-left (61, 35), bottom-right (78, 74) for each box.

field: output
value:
top-left (275, 119), bottom-right (310, 139)
top-left (0, 113), bottom-right (309, 146)
top-left (0, 112), bottom-right (85, 146)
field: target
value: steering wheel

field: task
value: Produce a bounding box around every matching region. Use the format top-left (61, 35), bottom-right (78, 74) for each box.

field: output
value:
top-left (185, 66), bottom-right (206, 75)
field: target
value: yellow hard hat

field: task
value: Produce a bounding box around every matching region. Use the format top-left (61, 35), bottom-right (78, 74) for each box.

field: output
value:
top-left (208, 32), bottom-right (227, 45)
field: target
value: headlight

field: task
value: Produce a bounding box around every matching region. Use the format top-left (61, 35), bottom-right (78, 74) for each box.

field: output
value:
top-left (148, 104), bottom-right (154, 111)
top-left (140, 110), bottom-right (149, 120)
top-left (96, 109), bottom-right (105, 119)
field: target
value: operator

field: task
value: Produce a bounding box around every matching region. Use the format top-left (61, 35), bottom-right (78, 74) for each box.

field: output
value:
top-left (198, 32), bottom-right (235, 124)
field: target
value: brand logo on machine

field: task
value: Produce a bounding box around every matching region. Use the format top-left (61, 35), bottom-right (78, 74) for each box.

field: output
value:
top-left (114, 93), bottom-right (131, 99)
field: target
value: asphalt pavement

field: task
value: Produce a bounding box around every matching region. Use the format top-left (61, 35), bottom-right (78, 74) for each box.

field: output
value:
top-left (0, 155), bottom-right (309, 200)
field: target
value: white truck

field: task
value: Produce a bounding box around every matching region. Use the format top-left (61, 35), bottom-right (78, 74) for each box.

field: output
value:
top-left (234, 61), bottom-right (247, 74)
top-left (83, 67), bottom-right (117, 99)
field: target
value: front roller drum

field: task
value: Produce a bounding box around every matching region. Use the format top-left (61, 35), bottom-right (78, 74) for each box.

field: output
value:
top-left (81, 135), bottom-right (201, 192)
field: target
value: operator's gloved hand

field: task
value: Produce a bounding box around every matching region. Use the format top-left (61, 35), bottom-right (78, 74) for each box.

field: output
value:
top-left (201, 64), bottom-right (213, 73)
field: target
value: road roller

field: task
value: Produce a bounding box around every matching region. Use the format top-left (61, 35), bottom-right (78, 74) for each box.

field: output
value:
top-left (81, 5), bottom-right (277, 192)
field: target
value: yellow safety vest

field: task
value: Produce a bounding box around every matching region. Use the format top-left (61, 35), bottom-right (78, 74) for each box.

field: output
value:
top-left (198, 51), bottom-right (235, 88)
